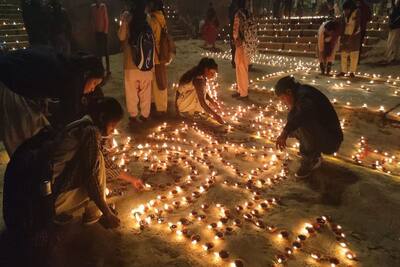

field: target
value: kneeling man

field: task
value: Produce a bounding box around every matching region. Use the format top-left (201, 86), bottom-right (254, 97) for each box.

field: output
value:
top-left (275, 76), bottom-right (343, 177)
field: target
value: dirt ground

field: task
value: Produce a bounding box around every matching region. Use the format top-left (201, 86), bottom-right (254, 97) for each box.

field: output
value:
top-left (0, 40), bottom-right (399, 267)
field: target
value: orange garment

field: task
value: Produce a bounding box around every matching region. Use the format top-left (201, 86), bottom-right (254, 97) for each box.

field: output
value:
top-left (233, 11), bottom-right (249, 97)
top-left (147, 11), bottom-right (167, 64)
top-left (91, 3), bottom-right (109, 33)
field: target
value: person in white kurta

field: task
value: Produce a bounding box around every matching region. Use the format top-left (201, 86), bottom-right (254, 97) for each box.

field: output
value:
top-left (176, 58), bottom-right (224, 124)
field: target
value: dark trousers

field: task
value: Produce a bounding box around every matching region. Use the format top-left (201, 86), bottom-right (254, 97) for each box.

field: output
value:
top-left (95, 32), bottom-right (110, 73)
top-left (291, 121), bottom-right (342, 159)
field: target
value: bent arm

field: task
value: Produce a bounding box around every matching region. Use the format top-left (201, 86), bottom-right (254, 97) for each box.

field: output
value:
top-left (193, 78), bottom-right (222, 122)
top-left (283, 97), bottom-right (315, 135)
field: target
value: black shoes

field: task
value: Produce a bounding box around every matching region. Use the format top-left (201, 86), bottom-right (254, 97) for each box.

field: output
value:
top-left (295, 156), bottom-right (322, 178)
top-left (232, 92), bottom-right (240, 98)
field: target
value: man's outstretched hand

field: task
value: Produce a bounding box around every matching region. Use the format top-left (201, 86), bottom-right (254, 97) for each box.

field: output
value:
top-left (276, 132), bottom-right (288, 151)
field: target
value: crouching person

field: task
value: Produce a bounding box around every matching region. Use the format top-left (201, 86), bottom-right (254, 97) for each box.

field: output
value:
top-left (3, 97), bottom-right (128, 239)
top-left (274, 76), bottom-right (343, 178)
top-left (175, 58), bottom-right (224, 124)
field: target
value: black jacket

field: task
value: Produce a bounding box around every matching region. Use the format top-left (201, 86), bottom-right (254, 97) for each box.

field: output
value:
top-left (284, 84), bottom-right (343, 142)
top-left (389, 7), bottom-right (400, 30)
top-left (0, 47), bottom-right (85, 124)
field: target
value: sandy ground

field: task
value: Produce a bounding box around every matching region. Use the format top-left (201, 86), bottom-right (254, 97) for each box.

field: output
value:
top-left (0, 40), bottom-right (400, 267)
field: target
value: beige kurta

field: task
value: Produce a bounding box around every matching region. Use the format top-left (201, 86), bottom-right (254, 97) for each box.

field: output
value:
top-left (176, 81), bottom-right (205, 115)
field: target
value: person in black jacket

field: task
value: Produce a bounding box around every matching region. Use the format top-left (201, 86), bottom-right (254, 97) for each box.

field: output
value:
top-left (0, 47), bottom-right (104, 156)
top-left (275, 76), bottom-right (343, 178)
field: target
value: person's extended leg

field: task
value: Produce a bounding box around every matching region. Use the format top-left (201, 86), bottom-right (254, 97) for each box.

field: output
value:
top-left (349, 50), bottom-right (359, 77)
top-left (340, 51), bottom-right (349, 75)
top-left (152, 66), bottom-right (168, 113)
top-left (124, 69), bottom-right (139, 119)
top-left (234, 46), bottom-right (249, 98)
top-left (54, 153), bottom-right (107, 225)
top-left (138, 72), bottom-right (152, 119)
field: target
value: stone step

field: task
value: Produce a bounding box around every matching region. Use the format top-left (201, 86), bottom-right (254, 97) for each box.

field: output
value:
top-left (0, 12), bottom-right (21, 18)
top-left (0, 34), bottom-right (28, 42)
top-left (258, 35), bottom-right (381, 46)
top-left (257, 22), bottom-right (388, 31)
top-left (0, 22), bottom-right (25, 30)
top-left (0, 40), bottom-right (28, 47)
top-left (258, 44), bottom-right (373, 58)
top-left (257, 16), bottom-right (387, 24)
top-left (0, 28), bottom-right (26, 35)
top-left (258, 29), bottom-right (387, 39)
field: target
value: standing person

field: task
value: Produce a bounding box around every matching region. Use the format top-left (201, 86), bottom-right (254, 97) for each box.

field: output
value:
top-left (231, 0), bottom-right (250, 100)
top-left (317, 20), bottom-right (341, 75)
top-left (338, 0), bottom-right (361, 78)
top-left (273, 0), bottom-right (282, 18)
top-left (91, 0), bottom-right (110, 76)
top-left (118, 2), bottom-right (154, 124)
top-left (311, 0), bottom-right (318, 13)
top-left (356, 0), bottom-right (372, 60)
top-left (284, 0), bottom-right (294, 17)
top-left (0, 47), bottom-right (105, 156)
top-left (385, 0), bottom-right (400, 63)
top-left (229, 0), bottom-right (239, 68)
top-left (175, 58), bottom-right (224, 124)
top-left (147, 0), bottom-right (168, 117)
top-left (201, 3), bottom-right (220, 50)
top-left (21, 0), bottom-right (50, 46)
top-left (275, 76), bottom-right (343, 178)
top-left (48, 0), bottom-right (72, 57)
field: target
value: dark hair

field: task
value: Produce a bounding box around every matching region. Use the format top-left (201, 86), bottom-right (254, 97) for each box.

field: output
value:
top-left (274, 76), bottom-right (299, 96)
top-left (149, 0), bottom-right (164, 12)
top-left (325, 20), bottom-right (338, 31)
top-left (70, 54), bottom-right (105, 81)
top-left (179, 58), bottom-right (218, 85)
top-left (237, 0), bottom-right (246, 9)
top-left (88, 97), bottom-right (124, 127)
top-left (129, 0), bottom-right (148, 45)
top-left (343, 0), bottom-right (356, 10)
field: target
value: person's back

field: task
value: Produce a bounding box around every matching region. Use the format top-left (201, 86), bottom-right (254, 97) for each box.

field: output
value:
top-left (0, 47), bottom-right (67, 99)
top-left (293, 84), bottom-right (343, 141)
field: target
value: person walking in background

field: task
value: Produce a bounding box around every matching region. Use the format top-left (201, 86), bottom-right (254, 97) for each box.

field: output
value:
top-left (275, 76), bottom-right (343, 178)
top-left (229, 0), bottom-right (239, 68)
top-left (118, 1), bottom-right (154, 125)
top-left (201, 3), bottom-right (220, 50)
top-left (356, 0), bottom-right (372, 61)
top-left (48, 0), bottom-right (72, 57)
top-left (148, 0), bottom-right (169, 117)
top-left (91, 0), bottom-right (110, 76)
top-left (317, 20), bottom-right (341, 75)
top-left (385, 0), bottom-right (400, 63)
top-left (338, 0), bottom-right (361, 78)
top-left (231, 0), bottom-right (250, 100)
top-left (175, 58), bottom-right (224, 124)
